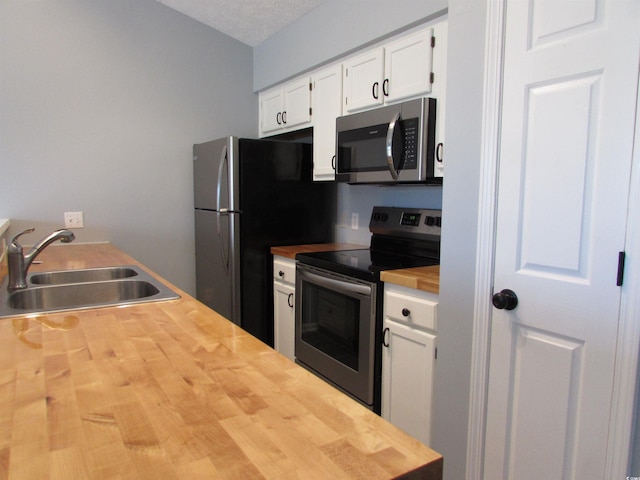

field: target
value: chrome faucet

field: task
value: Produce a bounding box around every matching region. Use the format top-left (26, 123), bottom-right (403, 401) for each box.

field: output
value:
top-left (7, 228), bottom-right (76, 291)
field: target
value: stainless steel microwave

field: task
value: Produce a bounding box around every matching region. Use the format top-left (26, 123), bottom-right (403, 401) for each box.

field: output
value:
top-left (335, 97), bottom-right (440, 184)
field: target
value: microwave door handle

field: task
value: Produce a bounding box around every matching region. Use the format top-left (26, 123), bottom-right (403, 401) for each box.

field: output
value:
top-left (385, 111), bottom-right (401, 180)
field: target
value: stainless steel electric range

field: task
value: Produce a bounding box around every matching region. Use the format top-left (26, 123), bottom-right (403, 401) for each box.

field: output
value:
top-left (294, 206), bottom-right (442, 413)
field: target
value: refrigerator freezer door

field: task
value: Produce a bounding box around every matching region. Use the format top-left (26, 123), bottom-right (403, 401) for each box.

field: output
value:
top-left (194, 209), bottom-right (240, 324)
top-left (193, 137), bottom-right (239, 212)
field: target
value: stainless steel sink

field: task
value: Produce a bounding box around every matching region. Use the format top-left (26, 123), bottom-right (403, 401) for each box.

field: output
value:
top-left (30, 266), bottom-right (138, 285)
top-left (0, 265), bottom-right (180, 317)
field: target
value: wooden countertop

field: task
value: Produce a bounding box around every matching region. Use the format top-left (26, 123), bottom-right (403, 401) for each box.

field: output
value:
top-left (270, 243), bottom-right (366, 260)
top-left (0, 243), bottom-right (442, 479)
top-left (380, 266), bottom-right (440, 294)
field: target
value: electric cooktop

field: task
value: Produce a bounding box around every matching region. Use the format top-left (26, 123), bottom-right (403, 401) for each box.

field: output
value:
top-left (296, 206), bottom-right (441, 282)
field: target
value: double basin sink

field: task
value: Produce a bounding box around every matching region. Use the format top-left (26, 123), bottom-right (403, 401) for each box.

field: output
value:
top-left (0, 265), bottom-right (180, 317)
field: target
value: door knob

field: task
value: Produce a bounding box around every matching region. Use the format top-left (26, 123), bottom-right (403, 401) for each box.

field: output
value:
top-left (492, 289), bottom-right (518, 310)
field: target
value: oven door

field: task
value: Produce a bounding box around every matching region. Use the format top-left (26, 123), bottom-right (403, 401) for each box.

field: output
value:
top-left (295, 263), bottom-right (377, 407)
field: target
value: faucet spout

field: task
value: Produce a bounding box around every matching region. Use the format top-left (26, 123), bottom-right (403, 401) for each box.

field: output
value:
top-left (7, 228), bottom-right (76, 291)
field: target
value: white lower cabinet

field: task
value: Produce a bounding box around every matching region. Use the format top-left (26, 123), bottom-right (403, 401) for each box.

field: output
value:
top-left (382, 284), bottom-right (438, 445)
top-left (273, 256), bottom-right (296, 361)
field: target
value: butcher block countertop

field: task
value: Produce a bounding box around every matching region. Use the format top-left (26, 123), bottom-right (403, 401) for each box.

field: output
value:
top-left (0, 243), bottom-right (442, 480)
top-left (270, 243), bottom-right (367, 259)
top-left (380, 266), bottom-right (440, 294)
top-left (271, 244), bottom-right (440, 294)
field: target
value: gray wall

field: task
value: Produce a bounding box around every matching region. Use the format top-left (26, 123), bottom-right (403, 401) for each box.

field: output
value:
top-left (254, 2), bottom-right (487, 479)
top-left (432, 1), bottom-right (487, 479)
top-left (0, 0), bottom-right (257, 295)
top-left (254, 0), bottom-right (447, 91)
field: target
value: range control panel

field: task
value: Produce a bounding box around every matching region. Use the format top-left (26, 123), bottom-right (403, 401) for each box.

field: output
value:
top-left (369, 206), bottom-right (442, 239)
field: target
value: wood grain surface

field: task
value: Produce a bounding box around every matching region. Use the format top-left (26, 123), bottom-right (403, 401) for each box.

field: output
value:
top-left (0, 243), bottom-right (442, 479)
top-left (270, 243), bottom-right (367, 260)
top-left (380, 266), bottom-right (440, 294)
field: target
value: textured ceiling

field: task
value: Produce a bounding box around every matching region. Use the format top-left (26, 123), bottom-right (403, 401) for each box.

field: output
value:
top-left (155, 0), bottom-right (327, 46)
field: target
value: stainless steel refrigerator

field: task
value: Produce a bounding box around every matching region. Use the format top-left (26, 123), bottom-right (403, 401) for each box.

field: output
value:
top-left (193, 136), bottom-right (334, 346)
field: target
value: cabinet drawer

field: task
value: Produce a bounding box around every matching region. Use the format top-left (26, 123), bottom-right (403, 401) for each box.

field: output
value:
top-left (384, 286), bottom-right (438, 331)
top-left (273, 257), bottom-right (296, 285)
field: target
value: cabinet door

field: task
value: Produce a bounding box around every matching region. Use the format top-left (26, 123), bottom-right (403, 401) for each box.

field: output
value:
top-left (384, 28), bottom-right (433, 104)
top-left (382, 318), bottom-right (436, 445)
top-left (484, 1), bottom-right (640, 478)
top-left (260, 87), bottom-right (284, 136)
top-left (282, 77), bottom-right (311, 129)
top-left (311, 65), bottom-right (343, 181)
top-left (430, 21), bottom-right (447, 178)
top-left (273, 281), bottom-right (295, 361)
top-left (343, 48), bottom-right (384, 113)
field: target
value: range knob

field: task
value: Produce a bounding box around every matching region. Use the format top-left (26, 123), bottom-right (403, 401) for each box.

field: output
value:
top-left (425, 216), bottom-right (435, 226)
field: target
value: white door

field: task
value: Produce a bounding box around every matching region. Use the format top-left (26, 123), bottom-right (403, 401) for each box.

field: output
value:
top-left (484, 1), bottom-right (640, 479)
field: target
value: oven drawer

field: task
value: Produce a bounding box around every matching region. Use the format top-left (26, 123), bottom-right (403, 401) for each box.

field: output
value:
top-left (384, 284), bottom-right (438, 331)
top-left (273, 256), bottom-right (296, 284)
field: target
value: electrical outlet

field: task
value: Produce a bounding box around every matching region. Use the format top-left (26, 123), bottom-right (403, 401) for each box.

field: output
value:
top-left (351, 213), bottom-right (359, 230)
top-left (64, 211), bottom-right (84, 229)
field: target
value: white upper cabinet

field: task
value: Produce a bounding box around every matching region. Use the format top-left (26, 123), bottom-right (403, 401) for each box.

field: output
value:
top-left (342, 48), bottom-right (385, 112)
top-left (259, 77), bottom-right (311, 136)
top-left (257, 19), bottom-right (447, 180)
top-left (343, 28), bottom-right (434, 114)
top-left (260, 88), bottom-right (284, 135)
top-left (430, 21), bottom-right (447, 177)
top-left (311, 64), bottom-right (343, 181)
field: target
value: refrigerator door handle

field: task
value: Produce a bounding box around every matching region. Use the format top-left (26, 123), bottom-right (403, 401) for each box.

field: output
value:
top-left (216, 145), bottom-right (227, 212)
top-left (216, 145), bottom-right (230, 274)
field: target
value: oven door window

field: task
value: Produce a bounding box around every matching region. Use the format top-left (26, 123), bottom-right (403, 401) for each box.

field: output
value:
top-left (300, 282), bottom-right (360, 370)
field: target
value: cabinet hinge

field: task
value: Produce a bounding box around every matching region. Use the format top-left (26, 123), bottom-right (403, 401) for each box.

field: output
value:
top-left (430, 72), bottom-right (435, 84)
top-left (309, 107), bottom-right (312, 116)
top-left (431, 35), bottom-right (436, 48)
top-left (309, 82), bottom-right (312, 91)
top-left (435, 347), bottom-right (438, 360)
top-left (617, 251), bottom-right (626, 286)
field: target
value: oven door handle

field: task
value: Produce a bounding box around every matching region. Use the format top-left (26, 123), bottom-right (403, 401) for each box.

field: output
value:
top-left (301, 270), bottom-right (372, 296)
